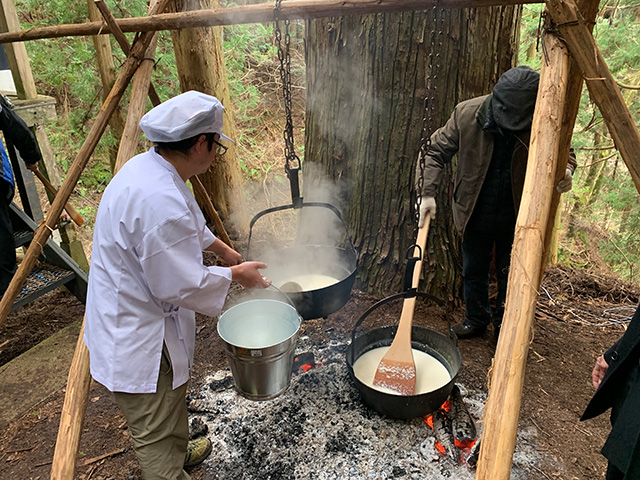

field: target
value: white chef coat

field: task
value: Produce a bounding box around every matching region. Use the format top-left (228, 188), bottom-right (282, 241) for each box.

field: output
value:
top-left (84, 148), bottom-right (232, 393)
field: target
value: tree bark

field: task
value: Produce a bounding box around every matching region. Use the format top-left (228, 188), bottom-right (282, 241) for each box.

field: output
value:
top-left (304, 6), bottom-right (520, 298)
top-left (169, 0), bottom-right (247, 233)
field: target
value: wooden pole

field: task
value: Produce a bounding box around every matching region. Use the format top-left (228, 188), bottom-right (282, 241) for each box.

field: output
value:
top-left (32, 167), bottom-right (84, 226)
top-left (0, 0), bottom-right (544, 44)
top-left (0, 28), bottom-right (160, 326)
top-left (114, 0), bottom-right (161, 173)
top-left (191, 175), bottom-right (234, 249)
top-left (475, 31), bottom-right (570, 480)
top-left (0, 0), bottom-right (37, 98)
top-left (49, 3), bottom-right (172, 477)
top-left (94, 0), bottom-right (161, 107)
top-left (545, 0), bottom-right (640, 195)
top-left (541, 0), bottom-right (599, 269)
top-left (87, 0), bottom-right (126, 169)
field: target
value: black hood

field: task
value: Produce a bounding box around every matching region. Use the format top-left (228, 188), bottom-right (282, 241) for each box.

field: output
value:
top-left (491, 65), bottom-right (540, 132)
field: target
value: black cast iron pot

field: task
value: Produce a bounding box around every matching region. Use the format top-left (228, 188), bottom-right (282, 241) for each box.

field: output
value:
top-left (248, 202), bottom-right (358, 320)
top-left (257, 244), bottom-right (357, 320)
top-left (346, 292), bottom-right (461, 419)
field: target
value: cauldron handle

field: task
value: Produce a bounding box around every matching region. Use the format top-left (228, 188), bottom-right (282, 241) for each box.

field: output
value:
top-left (350, 292), bottom-right (454, 346)
top-left (246, 201), bottom-right (357, 260)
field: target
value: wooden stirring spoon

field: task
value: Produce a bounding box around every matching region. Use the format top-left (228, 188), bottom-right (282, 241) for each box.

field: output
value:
top-left (372, 216), bottom-right (430, 395)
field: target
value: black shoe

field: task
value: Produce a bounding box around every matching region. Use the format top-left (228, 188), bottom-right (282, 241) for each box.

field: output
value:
top-left (451, 322), bottom-right (486, 339)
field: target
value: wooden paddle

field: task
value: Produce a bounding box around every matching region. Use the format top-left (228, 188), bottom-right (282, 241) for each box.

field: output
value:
top-left (32, 168), bottom-right (84, 226)
top-left (372, 216), bottom-right (431, 395)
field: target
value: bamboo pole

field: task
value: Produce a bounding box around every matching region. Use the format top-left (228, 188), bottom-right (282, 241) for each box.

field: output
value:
top-left (546, 0), bottom-right (640, 194)
top-left (0, 0), bottom-right (543, 45)
top-left (475, 32), bottom-right (570, 480)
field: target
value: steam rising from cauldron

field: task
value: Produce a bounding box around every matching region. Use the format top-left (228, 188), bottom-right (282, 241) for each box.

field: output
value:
top-left (241, 163), bottom-right (352, 301)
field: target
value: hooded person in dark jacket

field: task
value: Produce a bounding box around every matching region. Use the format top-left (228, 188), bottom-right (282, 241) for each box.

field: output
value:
top-left (0, 94), bottom-right (43, 295)
top-left (416, 66), bottom-right (576, 339)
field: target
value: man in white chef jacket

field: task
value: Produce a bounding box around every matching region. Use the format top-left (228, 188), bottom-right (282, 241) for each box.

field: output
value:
top-left (85, 90), bottom-right (270, 479)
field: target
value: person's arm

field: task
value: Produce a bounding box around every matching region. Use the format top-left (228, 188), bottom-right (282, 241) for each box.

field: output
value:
top-left (416, 104), bottom-right (462, 199)
top-left (205, 237), bottom-right (242, 266)
top-left (0, 95), bottom-right (42, 166)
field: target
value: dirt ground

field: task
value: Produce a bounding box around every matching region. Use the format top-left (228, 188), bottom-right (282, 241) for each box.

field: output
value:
top-left (0, 265), bottom-right (637, 480)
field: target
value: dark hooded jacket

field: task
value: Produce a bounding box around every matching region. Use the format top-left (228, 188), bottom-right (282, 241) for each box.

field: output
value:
top-left (417, 66), bottom-right (576, 237)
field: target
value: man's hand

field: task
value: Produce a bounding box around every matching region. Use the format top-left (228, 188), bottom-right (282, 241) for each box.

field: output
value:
top-left (206, 238), bottom-right (242, 266)
top-left (25, 162), bottom-right (38, 172)
top-left (219, 249), bottom-right (242, 266)
top-left (592, 354), bottom-right (609, 390)
top-left (556, 167), bottom-right (573, 193)
top-left (230, 261), bottom-right (271, 289)
top-left (418, 196), bottom-right (436, 227)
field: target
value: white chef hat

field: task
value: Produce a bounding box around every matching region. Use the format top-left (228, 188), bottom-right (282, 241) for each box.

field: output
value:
top-left (139, 90), bottom-right (233, 143)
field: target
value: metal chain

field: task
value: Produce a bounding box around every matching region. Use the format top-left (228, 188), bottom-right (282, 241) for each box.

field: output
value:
top-left (274, 0), bottom-right (300, 177)
top-left (414, 6), bottom-right (441, 226)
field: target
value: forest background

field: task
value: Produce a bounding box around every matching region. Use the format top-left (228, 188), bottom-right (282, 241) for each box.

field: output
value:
top-left (12, 0), bottom-right (640, 284)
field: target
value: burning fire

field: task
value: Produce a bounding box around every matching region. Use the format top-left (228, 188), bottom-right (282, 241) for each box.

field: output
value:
top-left (424, 399), bottom-right (477, 464)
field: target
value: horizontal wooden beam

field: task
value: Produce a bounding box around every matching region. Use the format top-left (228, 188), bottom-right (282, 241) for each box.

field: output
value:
top-left (0, 0), bottom-right (542, 44)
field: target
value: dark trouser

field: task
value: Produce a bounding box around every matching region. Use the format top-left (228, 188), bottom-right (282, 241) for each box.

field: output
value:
top-left (114, 345), bottom-right (191, 480)
top-left (0, 181), bottom-right (16, 295)
top-left (461, 214), bottom-right (515, 329)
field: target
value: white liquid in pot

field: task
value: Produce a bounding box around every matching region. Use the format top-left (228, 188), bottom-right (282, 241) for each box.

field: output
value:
top-left (353, 346), bottom-right (451, 396)
top-left (278, 274), bottom-right (339, 291)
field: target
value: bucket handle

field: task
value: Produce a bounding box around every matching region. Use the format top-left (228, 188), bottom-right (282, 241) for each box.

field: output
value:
top-left (219, 284), bottom-right (299, 319)
top-left (246, 201), bottom-right (357, 260)
top-left (350, 292), bottom-right (455, 346)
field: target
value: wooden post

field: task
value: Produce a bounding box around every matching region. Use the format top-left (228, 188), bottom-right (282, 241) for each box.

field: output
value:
top-left (94, 0), bottom-right (162, 108)
top-left (49, 3), bottom-right (172, 477)
top-left (541, 0), bottom-right (599, 269)
top-left (87, 0), bottom-right (126, 170)
top-left (546, 0), bottom-right (640, 194)
top-left (0, 0), bottom-right (544, 44)
top-left (475, 31), bottom-right (570, 480)
top-left (0, 0), bottom-right (36, 98)
top-left (191, 175), bottom-right (234, 249)
top-left (113, 0), bottom-right (161, 173)
top-left (0, 24), bottom-right (162, 326)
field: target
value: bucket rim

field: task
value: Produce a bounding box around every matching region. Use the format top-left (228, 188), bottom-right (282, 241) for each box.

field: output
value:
top-left (217, 298), bottom-right (301, 349)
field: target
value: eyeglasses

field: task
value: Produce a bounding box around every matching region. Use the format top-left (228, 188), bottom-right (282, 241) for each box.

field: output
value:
top-left (213, 139), bottom-right (228, 156)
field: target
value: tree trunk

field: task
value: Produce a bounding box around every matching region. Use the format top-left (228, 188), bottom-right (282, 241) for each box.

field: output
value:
top-left (169, 0), bottom-right (247, 234)
top-left (305, 7), bottom-right (520, 299)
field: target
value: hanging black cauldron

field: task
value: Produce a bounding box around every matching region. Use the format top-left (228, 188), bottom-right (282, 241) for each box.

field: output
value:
top-left (346, 292), bottom-right (461, 419)
top-left (247, 201), bottom-right (358, 320)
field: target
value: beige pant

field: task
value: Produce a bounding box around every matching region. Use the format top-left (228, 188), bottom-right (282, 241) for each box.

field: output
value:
top-left (114, 346), bottom-right (190, 480)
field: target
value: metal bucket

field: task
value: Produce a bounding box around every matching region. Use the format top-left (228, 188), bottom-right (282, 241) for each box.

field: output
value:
top-left (217, 299), bottom-right (301, 400)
